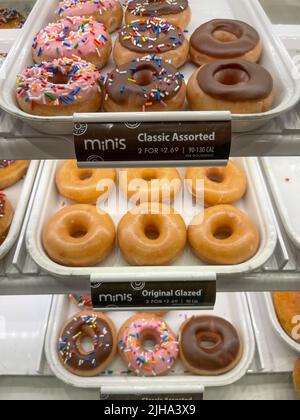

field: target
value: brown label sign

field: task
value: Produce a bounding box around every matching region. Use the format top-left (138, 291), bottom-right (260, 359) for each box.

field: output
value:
top-left (74, 120), bottom-right (231, 167)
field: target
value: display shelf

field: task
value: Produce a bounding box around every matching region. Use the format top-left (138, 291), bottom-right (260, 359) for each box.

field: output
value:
top-left (0, 101), bottom-right (300, 161)
top-left (0, 26), bottom-right (299, 161)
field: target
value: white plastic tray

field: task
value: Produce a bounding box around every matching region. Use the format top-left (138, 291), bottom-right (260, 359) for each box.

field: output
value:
top-left (247, 293), bottom-right (298, 374)
top-left (0, 295), bottom-right (52, 376)
top-left (45, 293), bottom-right (255, 391)
top-left (26, 158), bottom-right (277, 280)
top-left (262, 158), bottom-right (300, 251)
top-left (264, 293), bottom-right (300, 354)
top-left (0, 160), bottom-right (39, 260)
top-left (0, 0), bottom-right (299, 134)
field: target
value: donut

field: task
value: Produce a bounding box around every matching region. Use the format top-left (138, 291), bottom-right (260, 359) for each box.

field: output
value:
top-left (125, 0), bottom-right (191, 30)
top-left (188, 205), bottom-right (260, 265)
top-left (43, 204), bottom-right (115, 267)
top-left (272, 292), bottom-right (300, 344)
top-left (56, 160), bottom-right (116, 204)
top-left (55, 0), bottom-right (124, 33)
top-left (118, 313), bottom-right (179, 376)
top-left (0, 8), bottom-right (25, 29)
top-left (69, 294), bottom-right (93, 309)
top-left (114, 18), bottom-right (189, 68)
top-left (0, 160), bottom-right (30, 190)
top-left (119, 168), bottom-right (182, 204)
top-left (186, 161), bottom-right (247, 206)
top-left (58, 311), bottom-right (117, 377)
top-left (103, 55), bottom-right (186, 112)
top-left (190, 19), bottom-right (262, 67)
top-left (187, 59), bottom-right (274, 114)
top-left (118, 202), bottom-right (187, 266)
top-left (33, 16), bottom-right (112, 69)
top-left (0, 193), bottom-right (14, 244)
top-left (179, 316), bottom-right (242, 376)
top-left (294, 359), bottom-right (300, 399)
top-left (16, 58), bottom-right (103, 117)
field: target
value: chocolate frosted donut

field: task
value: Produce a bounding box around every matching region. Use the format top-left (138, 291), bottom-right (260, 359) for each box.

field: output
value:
top-left (58, 311), bottom-right (117, 377)
top-left (0, 8), bottom-right (25, 29)
top-left (126, 0), bottom-right (191, 30)
top-left (114, 18), bottom-right (189, 67)
top-left (180, 316), bottom-right (242, 375)
top-left (190, 19), bottom-right (262, 66)
top-left (187, 59), bottom-right (274, 114)
top-left (104, 56), bottom-right (186, 112)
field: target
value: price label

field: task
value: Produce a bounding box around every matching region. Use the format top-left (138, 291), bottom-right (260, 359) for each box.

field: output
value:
top-left (100, 391), bottom-right (204, 401)
top-left (91, 278), bottom-right (216, 311)
top-left (74, 116), bottom-right (231, 168)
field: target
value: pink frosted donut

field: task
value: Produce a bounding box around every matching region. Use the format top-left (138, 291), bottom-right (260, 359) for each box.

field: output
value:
top-left (55, 0), bottom-right (124, 33)
top-left (16, 57), bottom-right (103, 116)
top-left (118, 314), bottom-right (179, 377)
top-left (33, 16), bottom-right (112, 69)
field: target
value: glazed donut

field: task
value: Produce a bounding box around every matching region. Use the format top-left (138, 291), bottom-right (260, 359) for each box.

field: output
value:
top-left (56, 160), bottom-right (116, 204)
top-left (58, 311), bottom-right (117, 377)
top-left (0, 160), bottom-right (30, 190)
top-left (0, 193), bottom-right (14, 244)
top-left (179, 316), bottom-right (242, 376)
top-left (103, 55), bottom-right (186, 112)
top-left (125, 0), bottom-right (191, 31)
top-left (188, 205), bottom-right (260, 265)
top-left (119, 168), bottom-right (182, 204)
top-left (55, 0), bottom-right (124, 33)
top-left (114, 18), bottom-right (189, 68)
top-left (294, 359), bottom-right (300, 399)
top-left (190, 19), bottom-right (262, 66)
top-left (186, 161), bottom-right (247, 206)
top-left (187, 59), bottom-right (274, 114)
top-left (43, 204), bottom-right (115, 267)
top-left (69, 294), bottom-right (93, 310)
top-left (118, 202), bottom-right (187, 266)
top-left (16, 58), bottom-right (102, 117)
top-left (118, 313), bottom-right (179, 376)
top-left (0, 8), bottom-right (25, 29)
top-left (33, 16), bottom-right (112, 69)
top-left (272, 292), bottom-right (300, 344)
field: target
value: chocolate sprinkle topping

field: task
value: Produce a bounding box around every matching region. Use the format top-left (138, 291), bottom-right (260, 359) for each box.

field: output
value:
top-left (127, 0), bottom-right (189, 16)
top-left (0, 160), bottom-right (15, 169)
top-left (0, 8), bottom-right (25, 27)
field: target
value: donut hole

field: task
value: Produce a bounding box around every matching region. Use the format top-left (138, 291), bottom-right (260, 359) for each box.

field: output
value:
top-left (213, 225), bottom-right (233, 240)
top-left (197, 332), bottom-right (222, 351)
top-left (142, 170), bottom-right (157, 182)
top-left (206, 168), bottom-right (225, 184)
top-left (141, 331), bottom-right (159, 352)
top-left (213, 30), bottom-right (239, 42)
top-left (79, 170), bottom-right (93, 181)
top-left (69, 223), bottom-right (88, 239)
top-left (145, 224), bottom-right (160, 240)
top-left (214, 66), bottom-right (250, 86)
top-left (48, 70), bottom-right (69, 85)
top-left (133, 66), bottom-right (155, 86)
top-left (77, 334), bottom-right (94, 355)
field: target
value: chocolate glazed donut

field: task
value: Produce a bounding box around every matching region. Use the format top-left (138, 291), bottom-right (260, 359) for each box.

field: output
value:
top-left (127, 0), bottom-right (189, 16)
top-left (103, 56), bottom-right (186, 112)
top-left (114, 18), bottom-right (189, 67)
top-left (125, 0), bottom-right (191, 30)
top-left (190, 19), bottom-right (262, 66)
top-left (187, 59), bottom-right (274, 114)
top-left (58, 311), bottom-right (117, 377)
top-left (180, 316), bottom-right (243, 376)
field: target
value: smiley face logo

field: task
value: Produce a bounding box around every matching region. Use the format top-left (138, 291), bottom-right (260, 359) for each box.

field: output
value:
top-left (73, 123), bottom-right (88, 136)
top-left (125, 122), bottom-right (142, 130)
